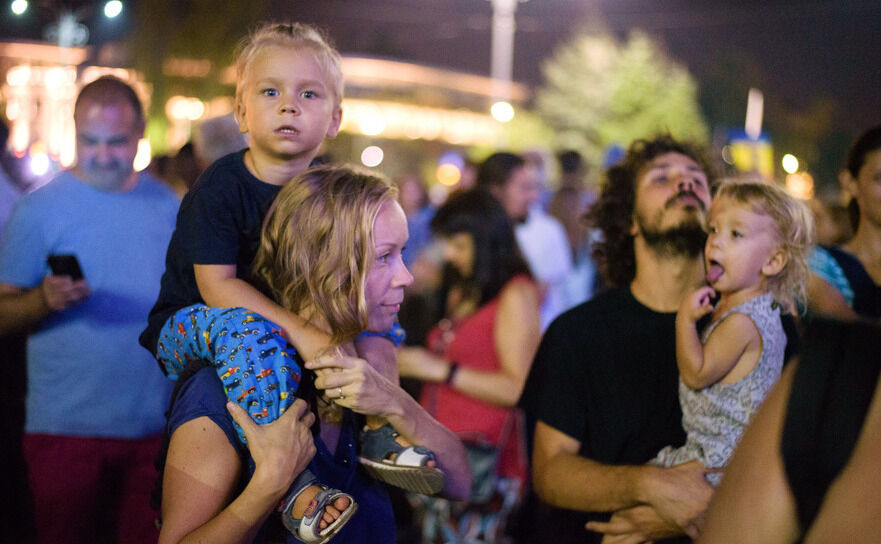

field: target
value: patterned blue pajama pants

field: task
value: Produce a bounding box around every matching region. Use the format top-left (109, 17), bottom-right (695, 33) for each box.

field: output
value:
top-left (157, 304), bottom-right (303, 444)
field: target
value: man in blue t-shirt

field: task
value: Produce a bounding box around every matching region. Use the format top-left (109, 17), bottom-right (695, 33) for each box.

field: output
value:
top-left (0, 76), bottom-right (179, 544)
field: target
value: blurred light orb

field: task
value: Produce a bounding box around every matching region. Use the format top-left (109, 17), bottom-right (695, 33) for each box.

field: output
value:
top-left (360, 115), bottom-right (386, 136)
top-left (104, 0), bottom-right (122, 18)
top-left (438, 151), bottom-right (465, 171)
top-left (11, 0), bottom-right (28, 16)
top-left (436, 163), bottom-right (461, 186)
top-left (30, 155), bottom-right (49, 176)
top-left (361, 146), bottom-right (384, 167)
top-left (7, 65), bottom-right (31, 86)
top-left (134, 139), bottom-right (151, 172)
top-left (781, 154), bottom-right (799, 174)
top-left (166, 96), bottom-right (205, 121)
top-left (490, 101), bottom-right (515, 123)
top-left (786, 172), bottom-right (814, 200)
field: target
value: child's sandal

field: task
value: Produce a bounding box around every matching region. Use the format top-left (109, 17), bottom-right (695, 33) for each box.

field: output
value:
top-left (358, 423), bottom-right (444, 495)
top-left (279, 469), bottom-right (357, 543)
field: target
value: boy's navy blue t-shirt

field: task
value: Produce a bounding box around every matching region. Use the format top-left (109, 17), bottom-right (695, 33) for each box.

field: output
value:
top-left (140, 150), bottom-right (281, 355)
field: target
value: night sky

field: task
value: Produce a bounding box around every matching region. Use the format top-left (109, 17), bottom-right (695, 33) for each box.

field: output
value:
top-left (2, 0), bottom-right (879, 166)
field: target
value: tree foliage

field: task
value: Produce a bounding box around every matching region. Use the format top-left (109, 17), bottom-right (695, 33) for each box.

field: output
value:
top-left (536, 29), bottom-right (708, 167)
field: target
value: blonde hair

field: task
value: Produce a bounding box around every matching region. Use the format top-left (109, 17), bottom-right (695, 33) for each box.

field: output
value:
top-left (714, 180), bottom-right (815, 309)
top-left (234, 21), bottom-right (344, 111)
top-left (253, 165), bottom-right (397, 344)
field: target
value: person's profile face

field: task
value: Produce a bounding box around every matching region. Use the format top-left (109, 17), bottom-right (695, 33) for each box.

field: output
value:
top-left (364, 200), bottom-right (413, 332)
top-left (442, 232), bottom-right (475, 278)
top-left (850, 148), bottom-right (881, 228)
top-left (73, 101), bottom-right (142, 191)
top-left (496, 164), bottom-right (540, 223)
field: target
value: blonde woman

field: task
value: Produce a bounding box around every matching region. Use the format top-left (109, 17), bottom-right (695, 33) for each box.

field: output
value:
top-left (158, 165), bottom-right (470, 544)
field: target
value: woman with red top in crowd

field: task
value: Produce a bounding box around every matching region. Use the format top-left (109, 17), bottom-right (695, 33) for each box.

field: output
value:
top-left (398, 188), bottom-right (541, 542)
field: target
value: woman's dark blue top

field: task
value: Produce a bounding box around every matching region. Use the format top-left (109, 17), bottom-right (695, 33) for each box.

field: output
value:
top-left (168, 367), bottom-right (395, 543)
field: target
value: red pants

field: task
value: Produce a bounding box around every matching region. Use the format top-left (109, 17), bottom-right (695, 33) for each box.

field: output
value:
top-left (23, 433), bottom-right (162, 544)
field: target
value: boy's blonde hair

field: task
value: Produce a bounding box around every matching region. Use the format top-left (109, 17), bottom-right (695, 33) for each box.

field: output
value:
top-left (253, 165), bottom-right (397, 345)
top-left (714, 180), bottom-right (815, 308)
top-left (234, 22), bottom-right (344, 111)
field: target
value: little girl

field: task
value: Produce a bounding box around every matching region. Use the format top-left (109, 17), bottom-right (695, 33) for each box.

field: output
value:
top-left (652, 180), bottom-right (814, 485)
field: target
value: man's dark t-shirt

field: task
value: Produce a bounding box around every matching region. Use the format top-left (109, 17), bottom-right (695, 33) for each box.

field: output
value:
top-left (519, 287), bottom-right (688, 543)
top-left (140, 150), bottom-right (281, 355)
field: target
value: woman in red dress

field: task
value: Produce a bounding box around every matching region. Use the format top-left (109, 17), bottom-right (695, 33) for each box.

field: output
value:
top-left (398, 189), bottom-right (541, 542)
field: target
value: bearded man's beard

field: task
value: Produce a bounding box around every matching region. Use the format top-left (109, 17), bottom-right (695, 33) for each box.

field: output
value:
top-left (637, 213), bottom-right (706, 259)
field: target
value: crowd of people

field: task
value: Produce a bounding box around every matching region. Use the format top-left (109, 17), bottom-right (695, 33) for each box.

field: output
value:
top-left (0, 18), bottom-right (879, 544)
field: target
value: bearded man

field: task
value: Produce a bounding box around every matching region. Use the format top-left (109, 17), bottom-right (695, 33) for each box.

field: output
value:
top-left (520, 135), bottom-right (717, 543)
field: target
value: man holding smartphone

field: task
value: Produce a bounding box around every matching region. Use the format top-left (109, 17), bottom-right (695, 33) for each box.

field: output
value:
top-left (0, 77), bottom-right (179, 544)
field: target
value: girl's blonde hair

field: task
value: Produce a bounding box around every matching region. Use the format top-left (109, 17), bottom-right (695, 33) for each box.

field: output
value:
top-left (253, 165), bottom-right (397, 345)
top-left (234, 21), bottom-right (344, 111)
top-left (714, 180), bottom-right (815, 309)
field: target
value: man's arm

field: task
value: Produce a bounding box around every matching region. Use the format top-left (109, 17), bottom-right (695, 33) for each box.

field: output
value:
top-left (0, 277), bottom-right (90, 335)
top-left (532, 420), bottom-right (713, 536)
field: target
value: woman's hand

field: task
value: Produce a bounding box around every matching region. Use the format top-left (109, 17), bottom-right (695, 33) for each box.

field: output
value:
top-left (226, 398), bottom-right (316, 495)
top-left (306, 352), bottom-right (401, 420)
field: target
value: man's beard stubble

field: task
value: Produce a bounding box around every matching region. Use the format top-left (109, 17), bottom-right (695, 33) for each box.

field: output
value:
top-left (637, 212), bottom-right (707, 259)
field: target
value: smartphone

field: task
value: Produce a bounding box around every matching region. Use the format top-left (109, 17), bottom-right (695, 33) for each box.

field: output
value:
top-left (47, 254), bottom-right (85, 280)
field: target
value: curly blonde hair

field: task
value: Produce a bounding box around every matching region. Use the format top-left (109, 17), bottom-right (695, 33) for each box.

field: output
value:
top-left (234, 21), bottom-right (343, 114)
top-left (253, 165), bottom-right (397, 345)
top-left (714, 180), bottom-right (815, 309)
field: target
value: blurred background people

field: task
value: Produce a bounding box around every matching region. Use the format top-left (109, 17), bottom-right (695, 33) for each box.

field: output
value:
top-left (192, 112), bottom-right (249, 171)
top-left (0, 120), bottom-right (26, 236)
top-left (398, 173), bottom-right (436, 269)
top-left (549, 149), bottom-right (600, 307)
top-left (475, 151), bottom-right (573, 330)
top-left (398, 189), bottom-right (541, 543)
top-left (0, 76), bottom-right (179, 544)
top-left (807, 124), bottom-right (881, 320)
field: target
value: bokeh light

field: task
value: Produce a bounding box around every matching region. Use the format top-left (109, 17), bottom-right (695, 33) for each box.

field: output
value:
top-left (490, 101), bottom-right (515, 123)
top-left (104, 0), bottom-right (123, 18)
top-left (11, 0), bottom-right (28, 16)
top-left (134, 139), bottom-right (151, 172)
top-left (781, 154), bottom-right (799, 174)
top-left (361, 145), bottom-right (384, 167)
top-left (29, 142), bottom-right (49, 176)
top-left (436, 163), bottom-right (461, 186)
top-left (786, 172), bottom-right (814, 200)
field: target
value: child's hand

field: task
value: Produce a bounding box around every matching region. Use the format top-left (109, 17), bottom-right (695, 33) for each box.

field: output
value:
top-left (679, 286), bottom-right (716, 323)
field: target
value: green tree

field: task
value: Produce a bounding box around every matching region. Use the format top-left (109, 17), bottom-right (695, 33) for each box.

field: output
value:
top-left (536, 29), bottom-right (708, 168)
top-left (128, 0), bottom-right (269, 153)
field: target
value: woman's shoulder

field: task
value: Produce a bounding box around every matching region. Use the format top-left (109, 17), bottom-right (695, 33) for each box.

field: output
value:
top-left (501, 274), bottom-right (538, 296)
